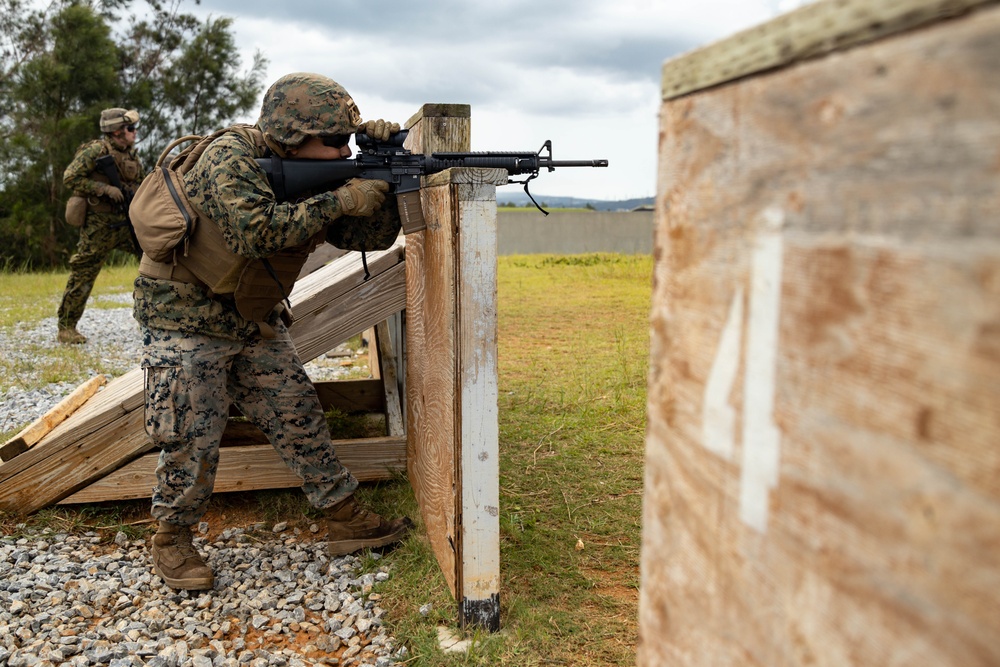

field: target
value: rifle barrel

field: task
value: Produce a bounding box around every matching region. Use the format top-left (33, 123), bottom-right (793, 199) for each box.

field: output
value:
top-left (544, 159), bottom-right (609, 168)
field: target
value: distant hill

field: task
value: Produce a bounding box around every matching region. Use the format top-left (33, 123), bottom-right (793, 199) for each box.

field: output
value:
top-left (496, 192), bottom-right (654, 212)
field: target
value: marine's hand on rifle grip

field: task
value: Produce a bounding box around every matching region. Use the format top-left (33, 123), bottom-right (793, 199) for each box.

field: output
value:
top-left (358, 119), bottom-right (400, 142)
top-left (99, 183), bottom-right (124, 203)
top-left (334, 178), bottom-right (389, 217)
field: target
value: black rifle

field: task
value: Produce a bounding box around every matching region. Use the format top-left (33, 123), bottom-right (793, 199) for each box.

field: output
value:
top-left (255, 129), bottom-right (609, 233)
top-left (95, 154), bottom-right (140, 253)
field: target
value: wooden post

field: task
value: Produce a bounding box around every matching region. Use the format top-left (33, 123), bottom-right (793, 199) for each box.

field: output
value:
top-left (404, 104), bottom-right (504, 631)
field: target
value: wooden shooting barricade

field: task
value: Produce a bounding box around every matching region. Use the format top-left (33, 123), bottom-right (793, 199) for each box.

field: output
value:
top-left (0, 103), bottom-right (502, 632)
top-left (639, 0), bottom-right (1000, 665)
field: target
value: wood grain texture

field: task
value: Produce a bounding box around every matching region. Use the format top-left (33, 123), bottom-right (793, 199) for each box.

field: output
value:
top-left (60, 438), bottom-right (406, 504)
top-left (404, 107), bottom-right (472, 598)
top-left (375, 321), bottom-right (405, 438)
top-left (0, 374), bottom-right (106, 462)
top-left (661, 0), bottom-right (998, 100)
top-left (640, 7), bottom-right (1000, 667)
top-left (406, 183), bottom-right (460, 595)
top-left (455, 179), bottom-right (501, 630)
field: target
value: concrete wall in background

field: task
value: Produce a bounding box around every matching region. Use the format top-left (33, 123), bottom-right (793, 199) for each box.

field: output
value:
top-left (497, 210), bottom-right (654, 255)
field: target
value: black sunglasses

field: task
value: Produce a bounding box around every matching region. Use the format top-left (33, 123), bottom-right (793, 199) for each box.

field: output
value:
top-left (321, 134), bottom-right (351, 149)
top-left (125, 124), bottom-right (136, 132)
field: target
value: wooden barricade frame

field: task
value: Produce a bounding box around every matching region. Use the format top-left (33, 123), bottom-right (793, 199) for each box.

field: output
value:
top-left (0, 104), bottom-right (505, 633)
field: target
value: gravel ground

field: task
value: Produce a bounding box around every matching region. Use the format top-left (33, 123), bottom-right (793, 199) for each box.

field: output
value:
top-left (0, 524), bottom-right (407, 666)
top-left (0, 300), bottom-right (406, 666)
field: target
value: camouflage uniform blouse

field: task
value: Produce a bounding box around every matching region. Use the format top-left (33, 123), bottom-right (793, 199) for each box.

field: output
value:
top-left (133, 127), bottom-right (400, 341)
top-left (64, 137), bottom-right (145, 205)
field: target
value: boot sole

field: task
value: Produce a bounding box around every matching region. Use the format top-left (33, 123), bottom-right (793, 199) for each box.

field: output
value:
top-left (327, 523), bottom-right (410, 557)
top-left (153, 566), bottom-right (214, 591)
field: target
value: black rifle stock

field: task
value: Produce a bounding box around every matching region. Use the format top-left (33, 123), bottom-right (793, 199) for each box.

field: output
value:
top-left (255, 129), bottom-right (608, 233)
top-left (95, 154), bottom-right (140, 252)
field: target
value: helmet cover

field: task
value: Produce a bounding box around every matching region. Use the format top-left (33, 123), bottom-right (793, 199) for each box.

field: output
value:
top-left (100, 108), bottom-right (139, 133)
top-left (257, 72), bottom-right (362, 153)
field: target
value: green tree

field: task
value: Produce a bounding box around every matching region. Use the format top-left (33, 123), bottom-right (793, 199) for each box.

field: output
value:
top-left (0, 0), bottom-right (267, 269)
top-left (0, 2), bottom-right (121, 265)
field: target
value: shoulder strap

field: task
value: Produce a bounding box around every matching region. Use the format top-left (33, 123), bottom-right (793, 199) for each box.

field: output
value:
top-left (155, 135), bottom-right (202, 168)
top-left (156, 124), bottom-right (266, 175)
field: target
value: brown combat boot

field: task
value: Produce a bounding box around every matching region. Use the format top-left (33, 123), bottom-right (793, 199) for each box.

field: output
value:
top-left (325, 496), bottom-right (412, 556)
top-left (150, 522), bottom-right (214, 590)
top-left (57, 328), bottom-right (86, 344)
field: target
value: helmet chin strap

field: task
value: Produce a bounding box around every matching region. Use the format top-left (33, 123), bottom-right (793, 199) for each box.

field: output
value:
top-left (262, 133), bottom-right (289, 159)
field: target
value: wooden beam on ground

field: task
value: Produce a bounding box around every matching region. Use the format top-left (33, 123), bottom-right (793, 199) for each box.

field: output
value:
top-left (0, 374), bottom-right (106, 462)
top-left (0, 243), bottom-right (406, 515)
top-left (60, 437), bottom-right (406, 504)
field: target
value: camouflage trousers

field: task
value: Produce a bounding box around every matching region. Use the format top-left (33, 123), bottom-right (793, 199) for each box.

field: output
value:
top-left (141, 322), bottom-right (358, 526)
top-left (57, 212), bottom-right (138, 330)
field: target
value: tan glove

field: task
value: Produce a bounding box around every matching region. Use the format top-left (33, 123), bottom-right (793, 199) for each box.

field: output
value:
top-left (99, 183), bottom-right (124, 203)
top-left (359, 119), bottom-right (400, 142)
top-left (334, 178), bottom-right (389, 217)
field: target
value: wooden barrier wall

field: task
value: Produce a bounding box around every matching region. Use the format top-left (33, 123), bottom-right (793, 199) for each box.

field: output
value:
top-left (639, 0), bottom-right (1000, 665)
top-left (404, 104), bottom-right (504, 631)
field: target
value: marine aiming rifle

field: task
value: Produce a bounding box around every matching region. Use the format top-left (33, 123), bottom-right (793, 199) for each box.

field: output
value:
top-left (255, 129), bottom-right (609, 233)
top-left (95, 154), bottom-right (141, 252)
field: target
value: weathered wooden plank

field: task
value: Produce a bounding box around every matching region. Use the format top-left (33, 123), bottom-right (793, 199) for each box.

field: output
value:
top-left (0, 368), bottom-right (144, 488)
top-left (289, 243), bottom-right (403, 321)
top-left (290, 262), bottom-right (407, 362)
top-left (375, 321), bottom-right (405, 438)
top-left (60, 438), bottom-right (407, 504)
top-left (0, 406), bottom-right (149, 512)
top-left (364, 327), bottom-right (380, 379)
top-left (455, 177), bottom-right (502, 631)
top-left (0, 374), bottom-right (106, 462)
top-left (661, 0), bottom-right (998, 101)
top-left (405, 181), bottom-right (460, 597)
top-left (298, 242), bottom-right (346, 278)
top-left (640, 6), bottom-right (1000, 667)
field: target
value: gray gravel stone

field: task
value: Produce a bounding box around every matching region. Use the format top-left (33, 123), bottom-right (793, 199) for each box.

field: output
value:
top-left (0, 529), bottom-right (401, 665)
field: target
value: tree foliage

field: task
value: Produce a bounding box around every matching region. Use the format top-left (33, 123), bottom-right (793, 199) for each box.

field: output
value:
top-left (0, 0), bottom-right (268, 268)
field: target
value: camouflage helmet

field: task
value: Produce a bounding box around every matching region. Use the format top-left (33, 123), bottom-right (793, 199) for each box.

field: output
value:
top-left (257, 73), bottom-right (362, 155)
top-left (100, 108), bottom-right (139, 133)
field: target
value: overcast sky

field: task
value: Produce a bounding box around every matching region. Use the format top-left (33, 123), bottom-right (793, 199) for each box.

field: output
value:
top-left (188, 0), bottom-right (805, 201)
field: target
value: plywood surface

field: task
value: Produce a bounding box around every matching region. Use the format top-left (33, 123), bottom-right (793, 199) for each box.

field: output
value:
top-left (661, 0), bottom-right (997, 100)
top-left (640, 7), bottom-right (1000, 666)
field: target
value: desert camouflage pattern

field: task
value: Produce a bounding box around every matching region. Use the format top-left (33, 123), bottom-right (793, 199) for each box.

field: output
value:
top-left (142, 323), bottom-right (358, 526)
top-left (58, 138), bottom-right (144, 331)
top-left (257, 72), bottom-right (362, 153)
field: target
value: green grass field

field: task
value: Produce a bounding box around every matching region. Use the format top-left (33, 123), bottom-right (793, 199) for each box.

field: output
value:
top-left (0, 252), bottom-right (653, 666)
